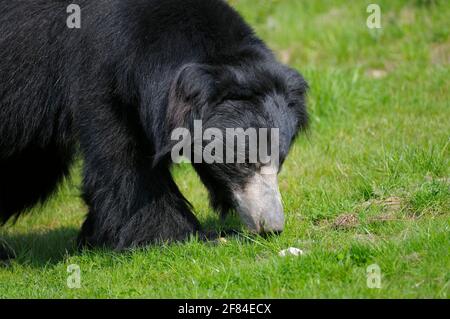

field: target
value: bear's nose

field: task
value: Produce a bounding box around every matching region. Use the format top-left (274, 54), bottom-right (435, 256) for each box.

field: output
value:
top-left (258, 199), bottom-right (284, 235)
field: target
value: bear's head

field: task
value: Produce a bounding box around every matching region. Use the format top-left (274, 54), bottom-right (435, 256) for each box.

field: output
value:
top-left (166, 59), bottom-right (308, 235)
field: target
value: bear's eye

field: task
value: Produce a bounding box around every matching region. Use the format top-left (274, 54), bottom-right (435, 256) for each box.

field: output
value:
top-left (240, 162), bottom-right (261, 172)
top-left (287, 101), bottom-right (297, 108)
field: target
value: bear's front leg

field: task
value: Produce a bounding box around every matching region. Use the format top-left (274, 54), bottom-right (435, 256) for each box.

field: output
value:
top-left (76, 103), bottom-right (201, 250)
top-left (78, 165), bottom-right (201, 250)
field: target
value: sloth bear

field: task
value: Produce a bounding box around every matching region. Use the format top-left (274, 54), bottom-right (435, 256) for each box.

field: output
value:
top-left (0, 0), bottom-right (308, 250)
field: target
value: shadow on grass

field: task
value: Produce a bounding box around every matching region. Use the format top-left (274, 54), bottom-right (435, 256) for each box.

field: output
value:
top-left (0, 226), bottom-right (79, 267)
top-left (0, 215), bottom-right (274, 268)
top-left (200, 213), bottom-right (246, 239)
top-left (200, 214), bottom-right (279, 243)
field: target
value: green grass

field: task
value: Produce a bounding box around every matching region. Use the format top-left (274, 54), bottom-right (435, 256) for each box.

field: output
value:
top-left (1, 0), bottom-right (449, 298)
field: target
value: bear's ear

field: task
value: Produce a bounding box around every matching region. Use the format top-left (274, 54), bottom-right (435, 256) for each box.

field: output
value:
top-left (168, 63), bottom-right (221, 130)
top-left (283, 66), bottom-right (309, 99)
top-left (153, 64), bottom-right (226, 167)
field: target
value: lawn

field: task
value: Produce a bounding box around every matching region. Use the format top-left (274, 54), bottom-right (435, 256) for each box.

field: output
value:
top-left (0, 0), bottom-right (449, 298)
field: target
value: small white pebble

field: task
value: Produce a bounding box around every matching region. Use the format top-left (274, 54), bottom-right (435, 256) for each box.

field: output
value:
top-left (278, 247), bottom-right (304, 257)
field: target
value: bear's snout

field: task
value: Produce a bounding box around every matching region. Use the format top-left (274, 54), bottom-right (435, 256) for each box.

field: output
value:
top-left (233, 168), bottom-right (285, 234)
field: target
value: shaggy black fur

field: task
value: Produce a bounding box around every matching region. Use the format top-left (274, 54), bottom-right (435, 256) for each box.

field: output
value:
top-left (0, 0), bottom-right (308, 250)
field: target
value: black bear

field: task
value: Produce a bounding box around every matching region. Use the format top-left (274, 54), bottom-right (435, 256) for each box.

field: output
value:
top-left (0, 0), bottom-right (308, 250)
